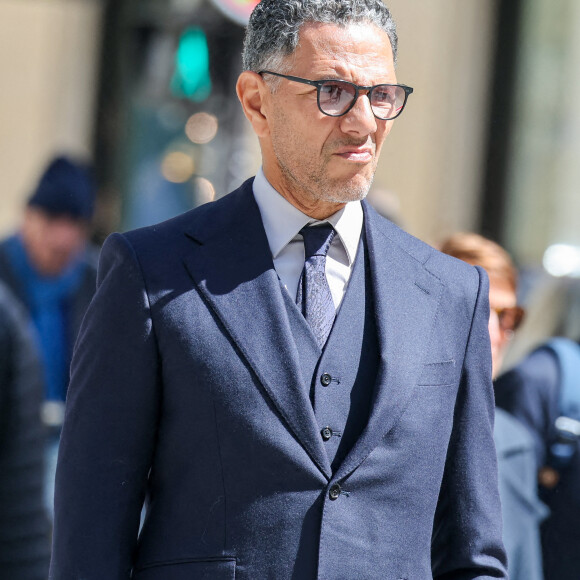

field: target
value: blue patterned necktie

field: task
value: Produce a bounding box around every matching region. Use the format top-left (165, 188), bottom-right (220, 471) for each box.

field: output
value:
top-left (296, 223), bottom-right (336, 348)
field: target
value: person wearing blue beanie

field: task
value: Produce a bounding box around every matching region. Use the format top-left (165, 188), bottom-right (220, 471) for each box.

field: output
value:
top-left (27, 156), bottom-right (95, 221)
top-left (0, 155), bottom-right (99, 520)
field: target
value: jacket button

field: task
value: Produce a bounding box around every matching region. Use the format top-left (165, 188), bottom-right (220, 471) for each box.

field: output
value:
top-left (320, 373), bottom-right (332, 386)
top-left (321, 427), bottom-right (333, 441)
top-left (329, 483), bottom-right (341, 500)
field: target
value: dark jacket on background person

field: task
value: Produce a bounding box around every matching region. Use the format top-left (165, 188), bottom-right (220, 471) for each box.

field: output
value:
top-left (0, 282), bottom-right (51, 579)
top-left (495, 344), bottom-right (580, 580)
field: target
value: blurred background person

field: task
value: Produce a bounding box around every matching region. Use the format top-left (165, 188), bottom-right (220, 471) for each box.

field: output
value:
top-left (441, 233), bottom-right (525, 375)
top-left (0, 156), bottom-right (98, 517)
top-left (501, 275), bottom-right (580, 368)
top-left (0, 281), bottom-right (51, 579)
top-left (495, 276), bottom-right (580, 580)
top-left (441, 231), bottom-right (547, 580)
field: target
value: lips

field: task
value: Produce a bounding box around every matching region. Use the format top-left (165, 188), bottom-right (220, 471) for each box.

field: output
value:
top-left (335, 147), bottom-right (373, 162)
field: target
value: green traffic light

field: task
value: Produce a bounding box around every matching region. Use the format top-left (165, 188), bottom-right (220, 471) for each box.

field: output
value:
top-left (171, 27), bottom-right (212, 102)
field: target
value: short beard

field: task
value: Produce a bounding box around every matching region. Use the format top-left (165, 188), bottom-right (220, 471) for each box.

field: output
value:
top-left (316, 175), bottom-right (374, 204)
top-left (277, 156), bottom-right (375, 205)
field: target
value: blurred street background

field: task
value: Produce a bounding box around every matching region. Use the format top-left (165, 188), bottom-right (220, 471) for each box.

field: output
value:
top-left (3, 1), bottom-right (580, 577)
top-left (1, 0), bottom-right (580, 276)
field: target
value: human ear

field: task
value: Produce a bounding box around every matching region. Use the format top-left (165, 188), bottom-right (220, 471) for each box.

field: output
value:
top-left (236, 71), bottom-right (271, 138)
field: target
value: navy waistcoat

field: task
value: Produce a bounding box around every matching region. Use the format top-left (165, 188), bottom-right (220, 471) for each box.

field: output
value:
top-left (282, 232), bottom-right (379, 472)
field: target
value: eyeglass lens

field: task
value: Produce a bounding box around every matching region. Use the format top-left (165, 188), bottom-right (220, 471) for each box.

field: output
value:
top-left (495, 306), bottom-right (525, 332)
top-left (319, 81), bottom-right (405, 120)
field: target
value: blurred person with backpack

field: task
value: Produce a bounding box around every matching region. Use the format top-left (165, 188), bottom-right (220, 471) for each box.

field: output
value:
top-left (495, 275), bottom-right (580, 580)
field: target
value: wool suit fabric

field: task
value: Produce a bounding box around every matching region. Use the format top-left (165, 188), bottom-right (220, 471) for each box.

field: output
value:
top-left (50, 179), bottom-right (507, 579)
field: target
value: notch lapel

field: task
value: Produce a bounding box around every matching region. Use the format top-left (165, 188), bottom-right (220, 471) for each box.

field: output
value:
top-left (182, 183), bottom-right (332, 479)
top-left (335, 204), bottom-right (443, 481)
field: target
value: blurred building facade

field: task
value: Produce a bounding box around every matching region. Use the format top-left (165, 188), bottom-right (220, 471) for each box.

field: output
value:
top-left (503, 0), bottom-right (580, 273)
top-left (1, 0), bottom-right (580, 276)
top-left (0, 0), bottom-right (103, 234)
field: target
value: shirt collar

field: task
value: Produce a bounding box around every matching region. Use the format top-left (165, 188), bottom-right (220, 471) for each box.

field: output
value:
top-left (252, 167), bottom-right (363, 265)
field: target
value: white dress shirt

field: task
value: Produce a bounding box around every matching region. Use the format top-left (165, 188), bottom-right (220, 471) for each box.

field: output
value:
top-left (252, 168), bottom-right (363, 309)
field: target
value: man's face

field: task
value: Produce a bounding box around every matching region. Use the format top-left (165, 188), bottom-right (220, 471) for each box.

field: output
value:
top-left (21, 207), bottom-right (88, 277)
top-left (488, 276), bottom-right (517, 379)
top-left (260, 22), bottom-right (397, 217)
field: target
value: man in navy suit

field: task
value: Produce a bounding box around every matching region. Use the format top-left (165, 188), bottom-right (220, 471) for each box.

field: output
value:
top-left (50, 1), bottom-right (507, 578)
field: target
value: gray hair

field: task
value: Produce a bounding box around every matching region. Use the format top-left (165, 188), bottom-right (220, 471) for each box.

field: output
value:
top-left (242, 0), bottom-right (398, 74)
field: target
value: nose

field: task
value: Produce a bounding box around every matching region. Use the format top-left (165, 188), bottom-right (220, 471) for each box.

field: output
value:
top-left (339, 92), bottom-right (378, 136)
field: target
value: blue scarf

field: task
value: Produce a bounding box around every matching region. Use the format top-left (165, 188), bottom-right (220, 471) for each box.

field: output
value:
top-left (5, 235), bottom-right (84, 401)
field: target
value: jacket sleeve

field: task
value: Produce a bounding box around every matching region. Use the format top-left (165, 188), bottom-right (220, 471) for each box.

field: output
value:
top-left (50, 233), bottom-right (161, 580)
top-left (431, 266), bottom-right (508, 579)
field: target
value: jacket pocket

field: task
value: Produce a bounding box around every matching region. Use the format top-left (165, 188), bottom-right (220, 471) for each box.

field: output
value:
top-left (133, 557), bottom-right (235, 579)
top-left (417, 359), bottom-right (456, 387)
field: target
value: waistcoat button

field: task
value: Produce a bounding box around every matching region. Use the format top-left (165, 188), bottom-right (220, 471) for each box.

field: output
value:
top-left (320, 373), bottom-right (332, 386)
top-left (329, 483), bottom-right (342, 500)
top-left (321, 427), bottom-right (333, 441)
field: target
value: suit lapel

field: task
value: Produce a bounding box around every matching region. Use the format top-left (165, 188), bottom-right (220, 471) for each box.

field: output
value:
top-left (182, 182), bottom-right (332, 479)
top-left (335, 204), bottom-right (443, 481)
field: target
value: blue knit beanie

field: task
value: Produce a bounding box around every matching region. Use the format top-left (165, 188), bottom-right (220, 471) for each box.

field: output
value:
top-left (27, 156), bottom-right (95, 220)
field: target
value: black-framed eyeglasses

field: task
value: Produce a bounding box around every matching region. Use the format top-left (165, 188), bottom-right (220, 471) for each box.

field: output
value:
top-left (259, 70), bottom-right (413, 121)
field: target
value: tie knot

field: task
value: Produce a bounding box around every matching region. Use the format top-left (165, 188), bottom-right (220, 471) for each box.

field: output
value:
top-left (300, 223), bottom-right (335, 261)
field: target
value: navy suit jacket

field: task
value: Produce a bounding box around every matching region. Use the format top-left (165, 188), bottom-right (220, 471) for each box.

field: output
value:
top-left (50, 179), bottom-right (507, 579)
